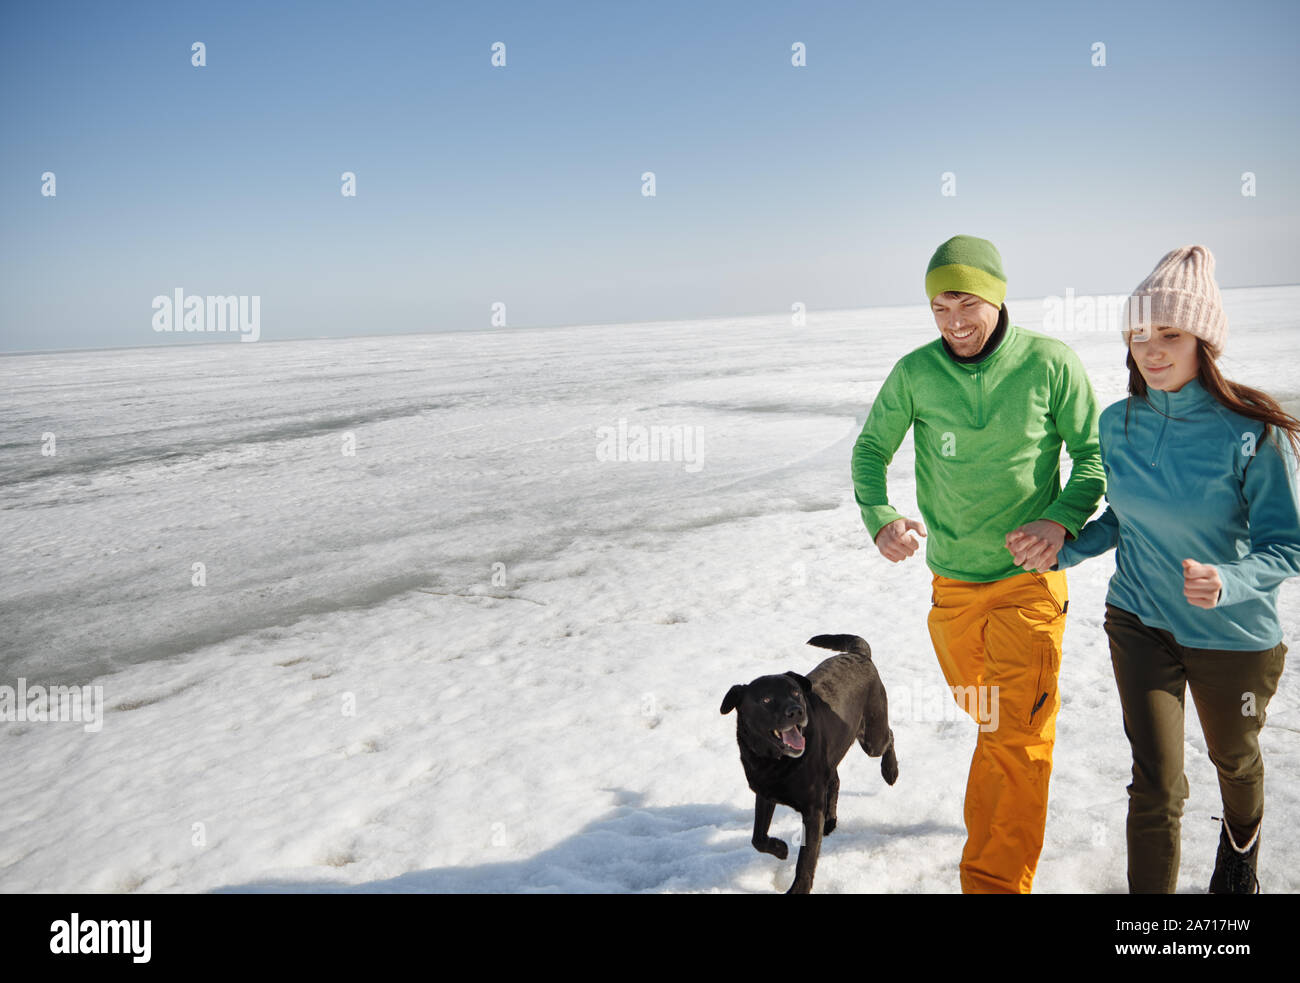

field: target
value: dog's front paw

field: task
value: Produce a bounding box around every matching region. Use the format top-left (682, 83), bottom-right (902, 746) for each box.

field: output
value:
top-left (882, 747), bottom-right (899, 786)
top-left (754, 836), bottom-right (788, 860)
top-left (823, 815), bottom-right (837, 836)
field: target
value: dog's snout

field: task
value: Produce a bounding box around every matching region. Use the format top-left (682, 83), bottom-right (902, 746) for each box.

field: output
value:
top-left (784, 703), bottom-right (802, 720)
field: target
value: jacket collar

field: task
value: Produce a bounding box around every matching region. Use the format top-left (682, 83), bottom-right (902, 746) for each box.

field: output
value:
top-left (1142, 375), bottom-right (1214, 415)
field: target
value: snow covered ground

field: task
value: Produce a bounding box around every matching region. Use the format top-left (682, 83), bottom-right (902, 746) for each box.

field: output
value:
top-left (3, 287), bottom-right (1299, 893)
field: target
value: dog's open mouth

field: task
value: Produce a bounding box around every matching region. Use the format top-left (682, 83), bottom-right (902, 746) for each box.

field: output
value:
top-left (773, 724), bottom-right (805, 753)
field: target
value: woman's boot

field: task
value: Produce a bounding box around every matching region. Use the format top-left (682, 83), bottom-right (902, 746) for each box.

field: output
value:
top-left (1208, 817), bottom-right (1260, 894)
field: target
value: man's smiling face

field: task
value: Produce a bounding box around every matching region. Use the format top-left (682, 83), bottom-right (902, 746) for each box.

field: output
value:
top-left (931, 291), bottom-right (999, 357)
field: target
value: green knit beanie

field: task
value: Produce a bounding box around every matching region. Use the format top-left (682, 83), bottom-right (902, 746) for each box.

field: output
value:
top-left (925, 235), bottom-right (1007, 307)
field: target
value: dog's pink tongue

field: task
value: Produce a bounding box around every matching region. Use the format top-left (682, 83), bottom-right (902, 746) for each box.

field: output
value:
top-left (782, 728), bottom-right (805, 751)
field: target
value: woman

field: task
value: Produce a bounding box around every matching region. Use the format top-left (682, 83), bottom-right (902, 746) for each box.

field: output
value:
top-left (1037, 246), bottom-right (1300, 893)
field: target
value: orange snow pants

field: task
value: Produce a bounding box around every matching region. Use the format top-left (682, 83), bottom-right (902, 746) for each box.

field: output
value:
top-left (927, 569), bottom-right (1069, 893)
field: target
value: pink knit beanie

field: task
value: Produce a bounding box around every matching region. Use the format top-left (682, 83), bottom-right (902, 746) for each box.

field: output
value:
top-left (1122, 245), bottom-right (1227, 351)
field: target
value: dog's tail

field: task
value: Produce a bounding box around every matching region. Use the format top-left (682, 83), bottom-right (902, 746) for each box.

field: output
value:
top-left (807, 634), bottom-right (872, 659)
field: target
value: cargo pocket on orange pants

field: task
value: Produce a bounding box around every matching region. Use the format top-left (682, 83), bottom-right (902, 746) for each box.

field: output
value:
top-left (1028, 631), bottom-right (1062, 728)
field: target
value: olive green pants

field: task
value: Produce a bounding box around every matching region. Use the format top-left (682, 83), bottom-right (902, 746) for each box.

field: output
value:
top-left (1104, 603), bottom-right (1287, 893)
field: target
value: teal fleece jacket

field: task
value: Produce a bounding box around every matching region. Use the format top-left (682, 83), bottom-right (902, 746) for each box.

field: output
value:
top-left (852, 313), bottom-right (1105, 581)
top-left (1053, 377), bottom-right (1300, 650)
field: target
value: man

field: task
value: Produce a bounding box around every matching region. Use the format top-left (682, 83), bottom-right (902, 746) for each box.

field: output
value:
top-left (851, 234), bottom-right (1104, 893)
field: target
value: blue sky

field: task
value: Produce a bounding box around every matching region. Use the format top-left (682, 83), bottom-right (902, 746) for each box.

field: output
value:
top-left (1, 0), bottom-right (1297, 352)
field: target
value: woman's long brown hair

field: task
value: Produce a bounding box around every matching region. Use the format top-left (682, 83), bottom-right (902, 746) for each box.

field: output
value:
top-left (1123, 338), bottom-right (1300, 469)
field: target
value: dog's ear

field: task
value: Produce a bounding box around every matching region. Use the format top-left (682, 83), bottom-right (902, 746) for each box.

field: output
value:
top-left (783, 671), bottom-right (813, 697)
top-left (720, 684), bottom-right (747, 715)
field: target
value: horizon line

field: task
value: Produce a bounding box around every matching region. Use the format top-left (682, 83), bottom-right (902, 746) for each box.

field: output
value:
top-left (3, 281), bottom-right (1296, 359)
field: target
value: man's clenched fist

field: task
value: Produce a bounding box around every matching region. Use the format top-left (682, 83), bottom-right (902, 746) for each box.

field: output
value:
top-left (875, 517), bottom-right (927, 563)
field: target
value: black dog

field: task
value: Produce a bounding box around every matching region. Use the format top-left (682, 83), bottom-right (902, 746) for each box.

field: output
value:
top-left (720, 634), bottom-right (898, 894)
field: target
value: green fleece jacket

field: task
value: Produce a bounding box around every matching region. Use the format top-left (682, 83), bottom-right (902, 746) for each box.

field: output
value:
top-left (852, 313), bottom-right (1104, 582)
